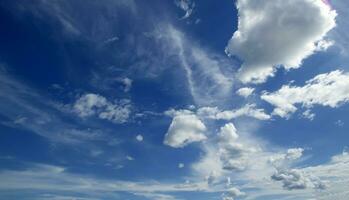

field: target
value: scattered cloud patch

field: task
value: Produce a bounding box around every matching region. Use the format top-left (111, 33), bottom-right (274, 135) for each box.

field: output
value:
top-left (73, 93), bottom-right (132, 123)
top-left (302, 109), bottom-right (315, 120)
top-left (175, 0), bottom-right (195, 19)
top-left (262, 70), bottom-right (349, 118)
top-left (226, 0), bottom-right (337, 83)
top-left (197, 104), bottom-right (270, 121)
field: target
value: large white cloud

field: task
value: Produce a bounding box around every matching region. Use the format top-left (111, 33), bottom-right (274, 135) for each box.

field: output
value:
top-left (261, 70), bottom-right (349, 118)
top-left (163, 112), bottom-right (207, 148)
top-left (226, 0), bottom-right (337, 83)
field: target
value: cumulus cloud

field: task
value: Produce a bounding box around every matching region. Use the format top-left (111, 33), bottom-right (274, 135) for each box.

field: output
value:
top-left (218, 123), bottom-right (239, 143)
top-left (236, 87), bottom-right (254, 98)
top-left (271, 169), bottom-right (326, 190)
top-left (269, 148), bottom-right (304, 167)
top-left (226, 0), bottom-right (337, 83)
top-left (217, 123), bottom-right (259, 172)
top-left (261, 70), bottom-right (349, 118)
top-left (73, 93), bottom-right (131, 123)
top-left (163, 112), bottom-right (207, 148)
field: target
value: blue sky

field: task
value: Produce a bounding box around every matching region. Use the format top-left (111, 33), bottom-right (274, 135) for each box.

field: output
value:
top-left (0, 0), bottom-right (349, 199)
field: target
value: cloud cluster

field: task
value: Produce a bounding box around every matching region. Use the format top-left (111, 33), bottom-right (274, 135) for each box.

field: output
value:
top-left (271, 169), bottom-right (326, 190)
top-left (262, 70), bottom-right (349, 118)
top-left (163, 111), bottom-right (207, 148)
top-left (163, 103), bottom-right (270, 148)
top-left (226, 0), bottom-right (337, 83)
top-left (73, 93), bottom-right (131, 123)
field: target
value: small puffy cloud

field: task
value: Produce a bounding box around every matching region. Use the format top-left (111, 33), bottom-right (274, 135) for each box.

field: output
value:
top-left (271, 169), bottom-right (308, 190)
top-left (218, 123), bottom-right (239, 143)
top-left (261, 70), bottom-right (349, 118)
top-left (285, 148), bottom-right (304, 160)
top-left (174, 0), bottom-right (195, 19)
top-left (226, 0), bottom-right (337, 83)
top-left (73, 93), bottom-right (131, 123)
top-left (126, 155), bottom-right (134, 161)
top-left (269, 148), bottom-right (304, 166)
top-left (222, 187), bottom-right (245, 200)
top-left (236, 87), bottom-right (254, 98)
top-left (163, 113), bottom-right (207, 148)
top-left (136, 134), bottom-right (143, 142)
top-left (178, 163), bottom-right (185, 168)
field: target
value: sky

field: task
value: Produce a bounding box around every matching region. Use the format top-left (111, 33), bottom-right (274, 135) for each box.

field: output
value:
top-left (0, 0), bottom-right (349, 200)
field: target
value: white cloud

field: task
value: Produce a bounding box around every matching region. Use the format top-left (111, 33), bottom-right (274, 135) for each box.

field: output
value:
top-left (226, 0), bottom-right (337, 83)
top-left (222, 187), bottom-right (245, 200)
top-left (197, 104), bottom-right (270, 121)
top-left (285, 148), bottom-right (304, 160)
top-left (174, 0), bottom-right (195, 19)
top-left (163, 113), bottom-right (207, 148)
top-left (136, 134), bottom-right (144, 142)
top-left (218, 104), bottom-right (271, 120)
top-left (0, 163), bottom-right (208, 199)
top-left (271, 167), bottom-right (327, 191)
top-left (261, 70), bottom-right (349, 118)
top-left (120, 77), bottom-right (133, 92)
top-left (73, 93), bottom-right (131, 123)
top-left (302, 109), bottom-right (315, 120)
top-left (218, 123), bottom-right (239, 143)
top-left (315, 39), bottom-right (334, 51)
top-left (236, 87), bottom-right (254, 98)
top-left (134, 192), bottom-right (180, 200)
top-left (178, 163), bottom-right (185, 168)
top-left (126, 155), bottom-right (134, 161)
